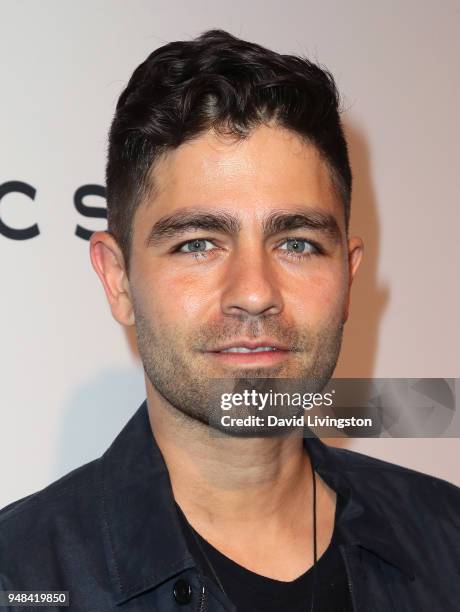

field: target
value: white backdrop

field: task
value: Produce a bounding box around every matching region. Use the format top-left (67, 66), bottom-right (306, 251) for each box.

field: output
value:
top-left (1, 0), bottom-right (459, 509)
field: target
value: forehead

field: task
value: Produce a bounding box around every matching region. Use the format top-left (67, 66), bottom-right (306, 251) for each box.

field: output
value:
top-left (137, 125), bottom-right (343, 226)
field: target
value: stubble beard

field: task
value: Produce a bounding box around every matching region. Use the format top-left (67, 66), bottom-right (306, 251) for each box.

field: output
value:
top-left (134, 304), bottom-right (344, 434)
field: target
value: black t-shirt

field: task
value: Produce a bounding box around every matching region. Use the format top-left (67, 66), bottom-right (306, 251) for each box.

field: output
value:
top-left (176, 494), bottom-right (353, 612)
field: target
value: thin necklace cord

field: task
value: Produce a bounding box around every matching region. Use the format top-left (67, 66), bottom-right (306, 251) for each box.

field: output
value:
top-left (310, 452), bottom-right (318, 612)
top-left (183, 508), bottom-right (229, 597)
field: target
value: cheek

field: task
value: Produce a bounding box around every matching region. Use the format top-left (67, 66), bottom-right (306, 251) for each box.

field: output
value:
top-left (288, 270), bottom-right (347, 319)
top-left (138, 269), bottom-right (212, 322)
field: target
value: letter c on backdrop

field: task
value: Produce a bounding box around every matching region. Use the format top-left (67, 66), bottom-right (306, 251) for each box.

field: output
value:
top-left (0, 181), bottom-right (39, 240)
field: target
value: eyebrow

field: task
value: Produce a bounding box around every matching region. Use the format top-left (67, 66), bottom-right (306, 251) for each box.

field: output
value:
top-left (263, 208), bottom-right (342, 244)
top-left (145, 210), bottom-right (241, 247)
top-left (145, 206), bottom-right (342, 247)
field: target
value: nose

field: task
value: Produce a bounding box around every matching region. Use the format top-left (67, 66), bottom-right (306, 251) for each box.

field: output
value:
top-left (220, 245), bottom-right (283, 318)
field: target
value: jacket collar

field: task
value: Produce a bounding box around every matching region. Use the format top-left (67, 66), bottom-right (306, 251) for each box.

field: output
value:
top-left (97, 401), bottom-right (195, 604)
top-left (97, 401), bottom-right (415, 604)
top-left (304, 434), bottom-right (416, 581)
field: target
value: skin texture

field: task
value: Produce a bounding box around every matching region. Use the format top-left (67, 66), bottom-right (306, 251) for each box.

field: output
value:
top-left (90, 124), bottom-right (363, 580)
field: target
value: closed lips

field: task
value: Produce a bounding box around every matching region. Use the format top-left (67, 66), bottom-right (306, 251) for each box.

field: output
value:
top-left (220, 346), bottom-right (278, 353)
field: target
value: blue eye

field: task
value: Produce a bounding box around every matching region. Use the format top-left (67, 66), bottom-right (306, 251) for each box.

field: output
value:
top-left (280, 238), bottom-right (316, 254)
top-left (179, 239), bottom-right (213, 253)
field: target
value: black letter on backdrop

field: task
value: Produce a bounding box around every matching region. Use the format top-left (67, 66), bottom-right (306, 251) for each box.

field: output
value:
top-left (74, 184), bottom-right (107, 240)
top-left (0, 181), bottom-right (39, 240)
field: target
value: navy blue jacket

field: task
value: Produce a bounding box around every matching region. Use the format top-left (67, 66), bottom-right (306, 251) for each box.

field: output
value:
top-left (1, 401), bottom-right (459, 611)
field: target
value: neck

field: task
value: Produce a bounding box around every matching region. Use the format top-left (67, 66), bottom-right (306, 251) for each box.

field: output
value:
top-left (145, 381), bottom-right (337, 580)
top-left (146, 383), bottom-right (311, 523)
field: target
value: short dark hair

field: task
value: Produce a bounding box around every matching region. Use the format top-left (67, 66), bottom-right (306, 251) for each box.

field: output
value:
top-left (106, 28), bottom-right (352, 268)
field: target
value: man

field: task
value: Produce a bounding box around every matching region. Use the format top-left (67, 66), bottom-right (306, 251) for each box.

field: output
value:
top-left (0, 28), bottom-right (459, 612)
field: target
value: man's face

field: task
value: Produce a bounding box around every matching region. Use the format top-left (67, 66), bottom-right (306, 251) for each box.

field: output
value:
top-left (93, 125), bottom-right (363, 425)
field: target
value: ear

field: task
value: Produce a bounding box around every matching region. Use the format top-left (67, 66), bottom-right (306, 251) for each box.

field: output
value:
top-left (89, 231), bottom-right (135, 327)
top-left (343, 235), bottom-right (364, 323)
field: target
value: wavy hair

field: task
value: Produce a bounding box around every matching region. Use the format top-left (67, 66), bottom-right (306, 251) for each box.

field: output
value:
top-left (106, 29), bottom-right (351, 268)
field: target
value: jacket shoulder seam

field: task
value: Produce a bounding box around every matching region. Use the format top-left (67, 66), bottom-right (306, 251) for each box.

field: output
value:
top-left (0, 467), bottom-right (97, 525)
